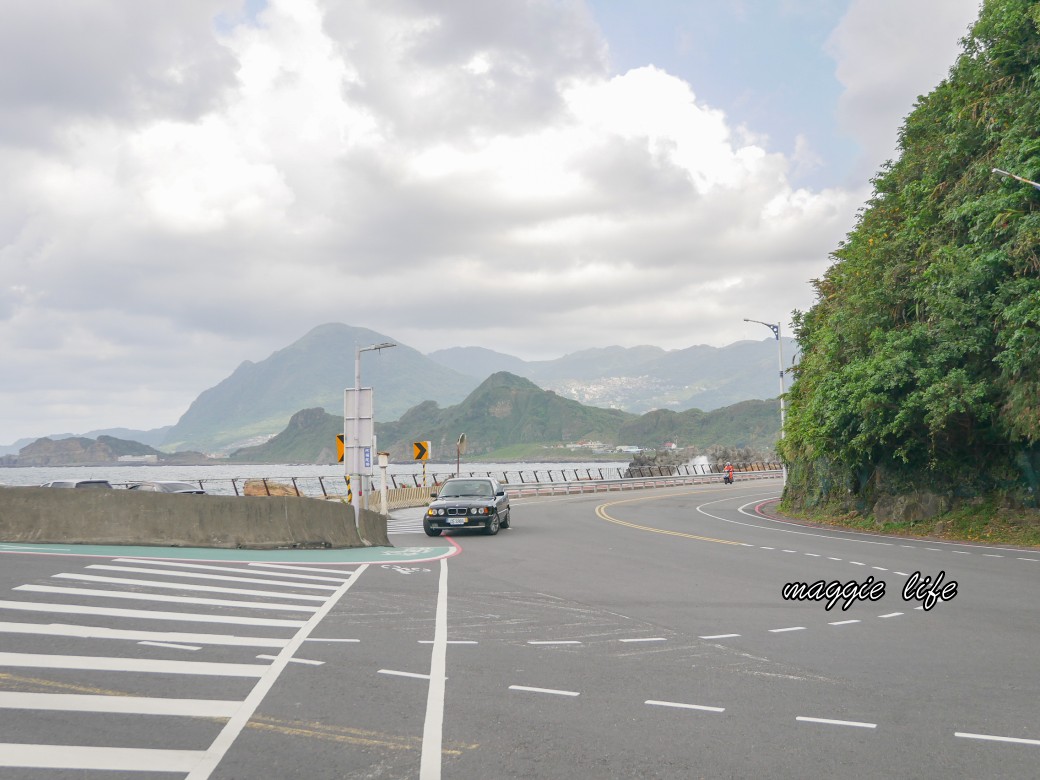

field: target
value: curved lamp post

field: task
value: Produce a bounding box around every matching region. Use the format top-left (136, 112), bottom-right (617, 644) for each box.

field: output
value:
top-left (743, 318), bottom-right (787, 486)
top-left (350, 341), bottom-right (396, 508)
top-left (992, 168), bottom-right (1040, 191)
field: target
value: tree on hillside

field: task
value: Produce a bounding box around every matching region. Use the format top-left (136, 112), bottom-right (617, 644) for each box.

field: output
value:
top-left (781, 0), bottom-right (1040, 511)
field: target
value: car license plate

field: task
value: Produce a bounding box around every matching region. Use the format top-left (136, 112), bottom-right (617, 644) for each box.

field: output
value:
top-left (448, 518), bottom-right (466, 525)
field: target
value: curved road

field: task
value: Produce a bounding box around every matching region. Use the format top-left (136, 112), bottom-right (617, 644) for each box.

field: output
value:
top-left (0, 477), bottom-right (1037, 778)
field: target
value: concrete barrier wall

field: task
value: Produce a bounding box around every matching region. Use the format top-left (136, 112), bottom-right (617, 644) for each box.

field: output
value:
top-left (0, 486), bottom-right (377, 550)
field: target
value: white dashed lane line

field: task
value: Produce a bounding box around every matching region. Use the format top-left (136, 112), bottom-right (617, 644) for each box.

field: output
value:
top-left (797, 716), bottom-right (877, 730)
top-left (509, 685), bottom-right (580, 697)
top-left (620, 637), bottom-right (667, 643)
top-left (646, 700), bottom-right (725, 713)
top-left (955, 732), bottom-right (1040, 746)
top-left (528, 640), bottom-right (581, 646)
top-left (741, 500), bottom-right (1038, 571)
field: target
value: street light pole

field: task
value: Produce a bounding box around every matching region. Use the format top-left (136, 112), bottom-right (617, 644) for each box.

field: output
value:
top-left (992, 167), bottom-right (1040, 191)
top-left (744, 318), bottom-right (787, 486)
top-left (350, 341), bottom-right (396, 510)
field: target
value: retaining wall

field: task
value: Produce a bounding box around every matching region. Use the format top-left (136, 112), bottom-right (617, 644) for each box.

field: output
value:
top-left (0, 486), bottom-right (378, 549)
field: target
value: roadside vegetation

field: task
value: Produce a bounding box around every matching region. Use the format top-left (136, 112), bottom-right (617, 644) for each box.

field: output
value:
top-left (780, 499), bottom-right (1040, 549)
top-left (780, 0), bottom-right (1040, 527)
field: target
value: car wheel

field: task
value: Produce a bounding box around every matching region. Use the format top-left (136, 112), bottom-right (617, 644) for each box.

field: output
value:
top-left (484, 513), bottom-right (501, 536)
top-left (500, 510), bottom-right (510, 529)
top-left (423, 517), bottom-right (442, 537)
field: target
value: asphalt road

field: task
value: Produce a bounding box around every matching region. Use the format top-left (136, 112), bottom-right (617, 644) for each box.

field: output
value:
top-left (0, 477), bottom-right (1038, 778)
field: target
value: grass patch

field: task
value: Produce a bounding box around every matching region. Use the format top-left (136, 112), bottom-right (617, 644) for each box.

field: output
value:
top-left (779, 498), bottom-right (1040, 549)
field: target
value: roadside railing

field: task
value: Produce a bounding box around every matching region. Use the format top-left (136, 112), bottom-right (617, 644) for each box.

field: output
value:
top-left (132, 462), bottom-right (784, 509)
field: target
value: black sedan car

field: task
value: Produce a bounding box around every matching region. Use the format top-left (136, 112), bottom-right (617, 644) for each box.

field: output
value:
top-left (424, 477), bottom-right (511, 536)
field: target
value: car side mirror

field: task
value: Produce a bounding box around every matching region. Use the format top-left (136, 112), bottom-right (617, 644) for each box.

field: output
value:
top-left (430, 492), bottom-right (437, 498)
top-left (496, 490), bottom-right (505, 497)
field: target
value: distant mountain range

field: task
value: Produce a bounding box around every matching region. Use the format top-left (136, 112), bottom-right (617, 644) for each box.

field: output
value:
top-left (4, 372), bottom-right (781, 467)
top-left (230, 372), bottom-right (782, 464)
top-left (3, 322), bottom-right (793, 456)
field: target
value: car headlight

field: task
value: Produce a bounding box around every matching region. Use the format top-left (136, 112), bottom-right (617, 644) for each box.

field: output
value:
top-left (438, 509), bottom-right (445, 516)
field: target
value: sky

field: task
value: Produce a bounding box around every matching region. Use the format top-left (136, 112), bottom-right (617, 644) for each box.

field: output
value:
top-left (1, 0), bottom-right (983, 444)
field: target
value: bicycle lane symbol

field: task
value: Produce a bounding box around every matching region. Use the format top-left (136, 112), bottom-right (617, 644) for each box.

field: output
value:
top-left (381, 565), bottom-right (432, 574)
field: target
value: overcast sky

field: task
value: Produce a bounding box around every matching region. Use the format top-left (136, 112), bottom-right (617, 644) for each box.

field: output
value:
top-left (2, 0), bottom-right (982, 443)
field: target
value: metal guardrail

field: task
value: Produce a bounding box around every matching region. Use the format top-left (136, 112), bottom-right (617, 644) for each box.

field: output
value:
top-left (503, 467), bottom-right (783, 499)
top-left (151, 462), bottom-right (784, 505)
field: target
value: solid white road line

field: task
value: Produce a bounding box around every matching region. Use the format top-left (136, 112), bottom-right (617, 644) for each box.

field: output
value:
top-left (138, 641), bottom-right (201, 651)
top-left (797, 716), bottom-right (877, 729)
top-left (185, 564), bottom-right (369, 780)
top-left (0, 600), bottom-right (306, 627)
top-left (620, 637), bottom-right (667, 643)
top-left (955, 732), bottom-right (1040, 746)
top-left (0, 743), bottom-right (206, 773)
top-left (380, 669), bottom-right (434, 680)
top-left (420, 557), bottom-right (449, 780)
top-left (509, 685), bottom-right (580, 697)
top-left (110, 559), bottom-right (347, 584)
top-left (86, 564), bottom-right (339, 590)
top-left (0, 652), bottom-right (266, 677)
top-left (247, 563), bottom-right (357, 577)
top-left (0, 621), bottom-right (290, 646)
top-left (0, 692), bottom-right (239, 717)
top-left (15, 585), bottom-right (319, 613)
top-left (55, 573), bottom-right (328, 601)
top-left (305, 638), bottom-right (360, 643)
top-left (256, 655), bottom-right (323, 666)
top-left (646, 700), bottom-right (725, 713)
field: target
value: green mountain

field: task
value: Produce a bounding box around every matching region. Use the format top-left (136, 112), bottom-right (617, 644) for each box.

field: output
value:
top-left (162, 323), bottom-right (479, 454)
top-left (781, 0), bottom-right (1040, 513)
top-left (619, 399), bottom-right (781, 454)
top-left (229, 373), bottom-right (781, 464)
top-left (375, 372), bottom-right (635, 459)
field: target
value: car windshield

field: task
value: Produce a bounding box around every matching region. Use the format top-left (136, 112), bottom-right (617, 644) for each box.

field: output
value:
top-left (439, 480), bottom-right (493, 498)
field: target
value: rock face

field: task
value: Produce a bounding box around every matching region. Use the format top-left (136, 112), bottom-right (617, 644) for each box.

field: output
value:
top-left (872, 491), bottom-right (949, 525)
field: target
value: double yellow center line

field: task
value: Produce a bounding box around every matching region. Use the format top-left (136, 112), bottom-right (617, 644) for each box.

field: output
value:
top-left (594, 493), bottom-right (743, 546)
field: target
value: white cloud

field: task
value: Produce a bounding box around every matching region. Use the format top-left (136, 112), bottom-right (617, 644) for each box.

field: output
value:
top-left (1, 0), bottom-right (973, 442)
top-left (826, 0), bottom-right (982, 179)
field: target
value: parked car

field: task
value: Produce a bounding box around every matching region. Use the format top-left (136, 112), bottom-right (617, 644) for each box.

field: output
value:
top-left (40, 480), bottom-right (112, 489)
top-left (127, 481), bottom-right (206, 494)
top-left (424, 477), bottom-right (510, 536)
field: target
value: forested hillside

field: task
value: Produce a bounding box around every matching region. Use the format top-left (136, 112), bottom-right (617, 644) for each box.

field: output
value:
top-left (229, 373), bottom-right (781, 464)
top-left (781, 0), bottom-right (1040, 514)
